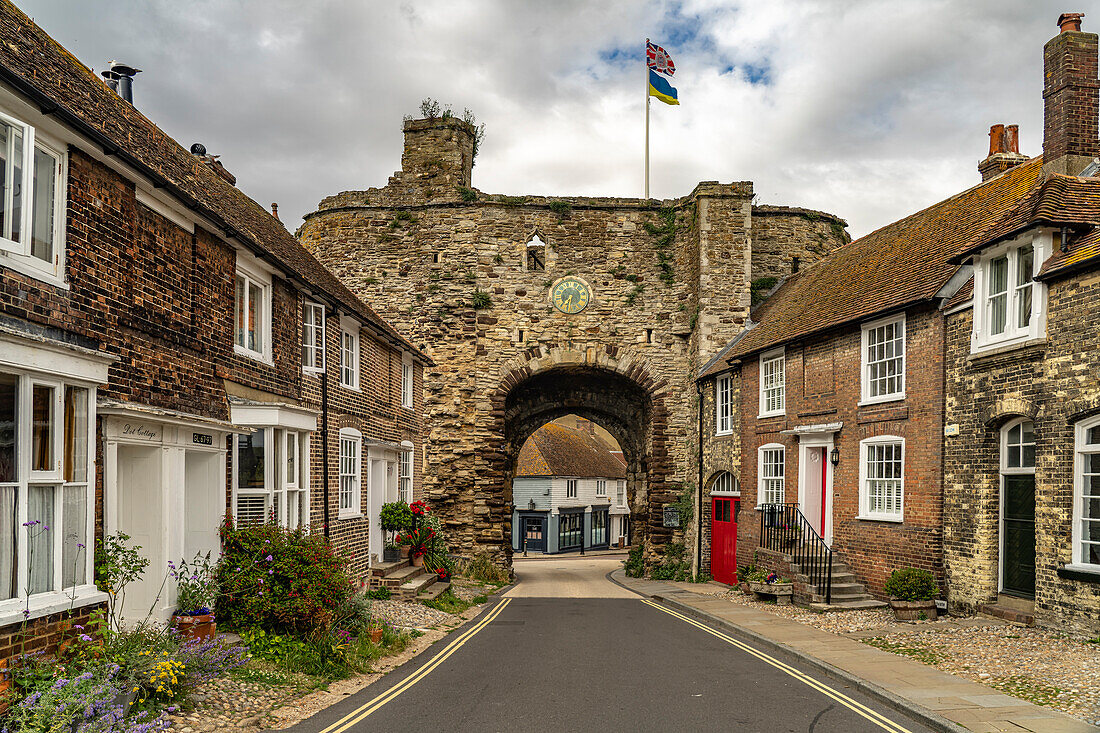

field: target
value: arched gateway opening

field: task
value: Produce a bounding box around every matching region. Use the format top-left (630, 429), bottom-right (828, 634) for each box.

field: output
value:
top-left (490, 360), bottom-right (674, 562)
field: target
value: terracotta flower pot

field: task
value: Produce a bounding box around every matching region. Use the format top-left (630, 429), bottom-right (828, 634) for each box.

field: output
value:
top-left (174, 613), bottom-right (216, 642)
top-left (888, 599), bottom-right (938, 622)
top-left (411, 553), bottom-right (424, 567)
top-left (368, 626), bottom-right (384, 644)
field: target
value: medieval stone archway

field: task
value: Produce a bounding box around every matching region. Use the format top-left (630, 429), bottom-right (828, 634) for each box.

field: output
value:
top-left (492, 353), bottom-right (672, 559)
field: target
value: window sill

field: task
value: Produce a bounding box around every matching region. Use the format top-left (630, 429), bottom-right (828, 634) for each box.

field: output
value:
top-left (715, 429), bottom-right (734, 437)
top-left (968, 336), bottom-right (1046, 361)
top-left (858, 394), bottom-right (905, 408)
top-left (402, 404), bottom-right (414, 411)
top-left (0, 587), bottom-right (108, 628)
top-left (758, 412), bottom-right (785, 420)
top-left (302, 366), bottom-right (325, 376)
top-left (855, 514), bottom-right (903, 523)
top-left (234, 344), bottom-right (273, 365)
top-left (1058, 564), bottom-right (1100, 583)
top-left (338, 511), bottom-right (363, 520)
top-left (340, 382), bottom-right (361, 392)
top-left (0, 254), bottom-right (68, 290)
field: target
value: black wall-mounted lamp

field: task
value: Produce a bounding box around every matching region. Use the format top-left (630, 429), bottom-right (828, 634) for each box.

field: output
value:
top-left (529, 498), bottom-right (536, 511)
top-left (830, 446), bottom-right (840, 467)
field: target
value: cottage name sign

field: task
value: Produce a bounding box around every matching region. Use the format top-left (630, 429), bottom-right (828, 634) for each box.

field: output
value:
top-left (121, 422), bottom-right (160, 441)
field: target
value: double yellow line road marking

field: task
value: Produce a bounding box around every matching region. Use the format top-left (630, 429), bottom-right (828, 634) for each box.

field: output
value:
top-left (641, 599), bottom-right (913, 733)
top-left (316, 596), bottom-right (911, 733)
top-left (317, 597), bottom-right (513, 733)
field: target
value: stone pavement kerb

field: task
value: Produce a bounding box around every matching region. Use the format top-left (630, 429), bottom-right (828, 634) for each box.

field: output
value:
top-left (610, 570), bottom-right (1096, 733)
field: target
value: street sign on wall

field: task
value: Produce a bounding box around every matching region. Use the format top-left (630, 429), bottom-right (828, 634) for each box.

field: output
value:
top-left (663, 506), bottom-right (680, 528)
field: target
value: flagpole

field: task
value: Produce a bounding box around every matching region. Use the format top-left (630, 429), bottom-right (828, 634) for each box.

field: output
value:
top-left (644, 38), bottom-right (650, 200)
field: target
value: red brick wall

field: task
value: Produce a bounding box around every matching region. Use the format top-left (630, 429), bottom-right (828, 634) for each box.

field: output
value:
top-left (738, 305), bottom-right (945, 597)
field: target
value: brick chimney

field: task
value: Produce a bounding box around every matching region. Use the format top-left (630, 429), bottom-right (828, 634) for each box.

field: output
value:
top-left (979, 123), bottom-right (1029, 181)
top-left (1042, 12), bottom-right (1100, 175)
top-left (398, 117), bottom-right (476, 189)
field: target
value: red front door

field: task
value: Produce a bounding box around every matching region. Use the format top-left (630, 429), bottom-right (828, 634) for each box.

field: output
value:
top-left (710, 496), bottom-right (739, 585)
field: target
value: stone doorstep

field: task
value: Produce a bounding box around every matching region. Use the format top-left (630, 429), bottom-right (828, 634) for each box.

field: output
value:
top-left (417, 581), bottom-right (450, 602)
top-left (977, 602), bottom-right (1035, 627)
top-left (396, 571), bottom-right (438, 600)
top-left (371, 559), bottom-right (410, 577)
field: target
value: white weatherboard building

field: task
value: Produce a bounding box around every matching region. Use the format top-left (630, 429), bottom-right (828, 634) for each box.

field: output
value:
top-left (511, 422), bottom-right (628, 554)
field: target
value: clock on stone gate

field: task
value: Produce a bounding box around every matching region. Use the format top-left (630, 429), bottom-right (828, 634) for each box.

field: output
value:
top-left (550, 277), bottom-right (592, 314)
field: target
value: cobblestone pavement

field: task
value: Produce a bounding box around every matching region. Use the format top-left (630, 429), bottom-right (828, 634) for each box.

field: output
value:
top-left (710, 587), bottom-right (1100, 727)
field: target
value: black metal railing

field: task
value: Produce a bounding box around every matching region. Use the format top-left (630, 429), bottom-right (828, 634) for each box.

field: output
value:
top-left (759, 503), bottom-right (834, 604)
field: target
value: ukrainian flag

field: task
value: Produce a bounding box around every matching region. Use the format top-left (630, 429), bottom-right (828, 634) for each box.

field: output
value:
top-left (648, 68), bottom-right (679, 105)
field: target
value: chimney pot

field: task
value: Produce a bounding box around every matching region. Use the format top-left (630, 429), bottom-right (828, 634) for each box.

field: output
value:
top-left (271, 203), bottom-right (280, 221)
top-left (1005, 124), bottom-right (1020, 154)
top-left (988, 124), bottom-right (1006, 156)
top-left (1058, 12), bottom-right (1084, 33)
top-left (107, 61), bottom-right (141, 104)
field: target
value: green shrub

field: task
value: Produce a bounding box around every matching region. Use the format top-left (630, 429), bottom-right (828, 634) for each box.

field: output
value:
top-left (380, 501), bottom-right (413, 535)
top-left (456, 186), bottom-right (477, 202)
top-left (649, 542), bottom-right (693, 581)
top-left (548, 200), bottom-right (571, 217)
top-left (456, 553), bottom-right (510, 585)
top-left (217, 521), bottom-right (354, 633)
top-left (470, 290), bottom-right (492, 309)
top-left (883, 567), bottom-right (939, 601)
top-left (624, 545), bottom-right (645, 578)
top-left (422, 590), bottom-right (471, 614)
top-left (366, 587), bottom-right (391, 601)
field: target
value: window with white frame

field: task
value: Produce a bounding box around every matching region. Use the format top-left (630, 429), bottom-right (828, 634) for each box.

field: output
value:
top-left (401, 355), bottom-right (414, 409)
top-left (759, 352), bottom-right (785, 417)
top-left (338, 429), bottom-right (361, 518)
top-left (0, 109), bottom-right (66, 282)
top-left (716, 375), bottom-right (733, 435)
top-left (301, 302), bottom-right (325, 372)
top-left (758, 445), bottom-right (785, 505)
top-left (340, 320), bottom-right (359, 389)
top-left (235, 427), bottom-right (308, 529)
top-left (859, 436), bottom-right (904, 521)
top-left (234, 257), bottom-right (271, 361)
top-left (861, 315), bottom-right (905, 402)
top-left (711, 471), bottom-right (739, 495)
top-left (1074, 416), bottom-right (1100, 569)
top-left (566, 479), bottom-right (578, 499)
top-left (596, 479), bottom-right (607, 496)
top-left (971, 234), bottom-right (1048, 353)
top-left (399, 447), bottom-right (413, 503)
top-left (1003, 419), bottom-right (1036, 471)
top-left (616, 480), bottom-right (625, 505)
top-left (0, 370), bottom-right (95, 613)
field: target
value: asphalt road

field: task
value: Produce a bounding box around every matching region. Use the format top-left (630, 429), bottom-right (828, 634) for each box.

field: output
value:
top-left (286, 557), bottom-right (935, 733)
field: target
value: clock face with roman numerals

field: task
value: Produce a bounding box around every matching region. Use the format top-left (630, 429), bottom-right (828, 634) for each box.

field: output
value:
top-left (550, 277), bottom-right (591, 314)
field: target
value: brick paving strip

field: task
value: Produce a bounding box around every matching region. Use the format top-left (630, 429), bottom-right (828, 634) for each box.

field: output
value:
top-left (612, 570), bottom-right (1096, 733)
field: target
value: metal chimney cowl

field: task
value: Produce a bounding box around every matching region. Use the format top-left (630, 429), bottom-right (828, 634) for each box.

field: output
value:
top-left (101, 61), bottom-right (141, 103)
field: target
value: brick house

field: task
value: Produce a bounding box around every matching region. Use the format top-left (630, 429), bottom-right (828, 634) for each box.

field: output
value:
top-left (0, 0), bottom-right (426, 667)
top-left (941, 13), bottom-right (1100, 633)
top-left (697, 14), bottom-right (1100, 629)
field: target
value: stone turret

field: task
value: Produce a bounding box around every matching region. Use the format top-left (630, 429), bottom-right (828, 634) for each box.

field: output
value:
top-left (397, 117), bottom-right (476, 189)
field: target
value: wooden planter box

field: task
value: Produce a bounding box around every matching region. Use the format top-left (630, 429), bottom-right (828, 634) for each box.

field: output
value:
top-left (748, 581), bottom-right (793, 605)
top-left (888, 599), bottom-right (938, 621)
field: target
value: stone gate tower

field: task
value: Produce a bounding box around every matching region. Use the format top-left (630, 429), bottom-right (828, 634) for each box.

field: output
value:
top-left (298, 115), bottom-right (847, 566)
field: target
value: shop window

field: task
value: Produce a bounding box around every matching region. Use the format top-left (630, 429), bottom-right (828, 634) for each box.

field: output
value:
top-left (591, 510), bottom-right (608, 546)
top-left (558, 511), bottom-right (582, 550)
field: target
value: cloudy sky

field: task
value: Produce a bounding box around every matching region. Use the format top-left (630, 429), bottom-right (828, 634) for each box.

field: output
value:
top-left (22, 0), bottom-right (1057, 238)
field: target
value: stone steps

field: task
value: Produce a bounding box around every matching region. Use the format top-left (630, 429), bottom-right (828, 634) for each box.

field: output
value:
top-left (417, 581), bottom-right (450, 602)
top-left (786, 549), bottom-right (883, 611)
top-left (396, 570), bottom-right (438, 600)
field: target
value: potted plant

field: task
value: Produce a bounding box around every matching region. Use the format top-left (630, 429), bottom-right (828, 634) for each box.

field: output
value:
top-left (398, 526), bottom-right (434, 567)
top-left (744, 568), bottom-right (794, 604)
top-left (171, 552), bottom-right (217, 641)
top-left (380, 501), bottom-right (413, 562)
top-left (884, 567), bottom-right (939, 621)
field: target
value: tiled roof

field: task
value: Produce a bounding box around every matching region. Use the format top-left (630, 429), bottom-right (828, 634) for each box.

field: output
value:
top-left (723, 157), bottom-right (1044, 361)
top-left (1038, 225), bottom-right (1100, 279)
top-left (0, 1), bottom-right (428, 363)
top-left (952, 173), bottom-right (1100, 263)
top-left (515, 423), bottom-right (627, 479)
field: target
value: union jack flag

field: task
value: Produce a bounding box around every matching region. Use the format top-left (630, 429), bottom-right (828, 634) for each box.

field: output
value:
top-left (646, 40), bottom-right (675, 76)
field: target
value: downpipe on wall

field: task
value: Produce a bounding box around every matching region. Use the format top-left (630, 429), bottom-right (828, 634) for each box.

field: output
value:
top-left (694, 380), bottom-right (704, 579)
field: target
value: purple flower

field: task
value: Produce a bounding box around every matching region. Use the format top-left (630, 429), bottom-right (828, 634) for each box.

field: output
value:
top-left (265, 554), bottom-right (273, 562)
top-left (22, 609), bottom-right (30, 618)
top-left (76, 543), bottom-right (85, 548)
top-left (73, 624), bottom-right (83, 630)
top-left (265, 539), bottom-right (271, 544)
top-left (80, 634), bottom-right (92, 642)
top-left (268, 569), bottom-right (273, 575)
top-left (22, 520), bottom-right (38, 527)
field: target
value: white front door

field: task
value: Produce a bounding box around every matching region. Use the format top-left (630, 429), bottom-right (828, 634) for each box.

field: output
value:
top-left (115, 444), bottom-right (166, 623)
top-left (798, 439), bottom-right (833, 545)
top-left (184, 449), bottom-right (224, 562)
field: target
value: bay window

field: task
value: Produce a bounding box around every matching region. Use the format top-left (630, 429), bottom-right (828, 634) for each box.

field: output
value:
top-left (0, 109), bottom-right (66, 283)
top-left (971, 233), bottom-right (1048, 353)
top-left (0, 370), bottom-right (95, 616)
top-left (235, 427), bottom-right (309, 529)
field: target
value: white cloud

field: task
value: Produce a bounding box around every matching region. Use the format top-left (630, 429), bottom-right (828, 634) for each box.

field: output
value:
top-left (22, 0), bottom-right (1057, 236)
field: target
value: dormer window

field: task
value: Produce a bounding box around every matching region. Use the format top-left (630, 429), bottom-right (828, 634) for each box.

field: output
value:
top-left (526, 234), bottom-right (545, 271)
top-left (971, 232), bottom-right (1048, 354)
